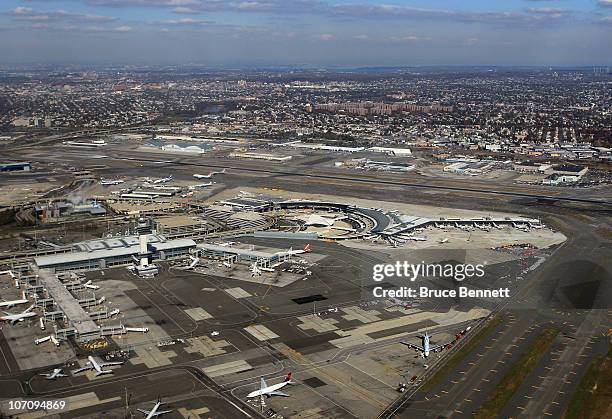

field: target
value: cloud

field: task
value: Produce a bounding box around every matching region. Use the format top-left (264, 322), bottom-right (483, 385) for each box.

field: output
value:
top-left (7, 7), bottom-right (118, 23)
top-left (173, 7), bottom-right (200, 14)
top-left (11, 7), bottom-right (33, 15)
top-left (156, 17), bottom-right (214, 26)
top-left (84, 0), bottom-right (325, 14)
top-left (317, 33), bottom-right (335, 41)
top-left (597, 1), bottom-right (612, 8)
top-left (82, 25), bottom-right (132, 32)
top-left (86, 0), bottom-right (203, 6)
top-left (527, 8), bottom-right (564, 14)
top-left (17, 1), bottom-right (576, 26)
top-left (388, 35), bottom-right (432, 43)
top-left (325, 3), bottom-right (571, 26)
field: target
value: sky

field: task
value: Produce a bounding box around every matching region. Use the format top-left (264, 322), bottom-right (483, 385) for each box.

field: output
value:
top-left (1, 0), bottom-right (611, 67)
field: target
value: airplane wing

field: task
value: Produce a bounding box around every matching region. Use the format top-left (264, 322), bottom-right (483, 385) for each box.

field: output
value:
top-left (400, 341), bottom-right (424, 352)
top-left (100, 361), bottom-right (124, 367)
top-left (269, 391), bottom-right (290, 397)
top-left (137, 408), bottom-right (151, 415)
top-left (72, 366), bottom-right (92, 374)
top-left (151, 409), bottom-right (172, 416)
top-left (429, 343), bottom-right (450, 352)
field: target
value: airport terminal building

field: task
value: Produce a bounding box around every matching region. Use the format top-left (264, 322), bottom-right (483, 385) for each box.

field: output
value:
top-left (34, 235), bottom-right (196, 272)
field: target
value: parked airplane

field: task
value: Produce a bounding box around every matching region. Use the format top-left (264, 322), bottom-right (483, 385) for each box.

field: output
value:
top-left (183, 256), bottom-right (200, 270)
top-left (35, 336), bottom-right (51, 345)
top-left (405, 236), bottom-right (427, 242)
top-left (153, 175), bottom-right (173, 184)
top-left (0, 291), bottom-right (28, 309)
top-left (284, 244), bottom-right (312, 256)
top-left (218, 241), bottom-right (236, 247)
top-left (188, 182), bottom-right (213, 190)
top-left (387, 297), bottom-right (415, 310)
top-left (40, 368), bottom-right (67, 380)
top-left (83, 280), bottom-right (100, 290)
top-left (401, 332), bottom-right (448, 358)
top-left (137, 398), bottom-right (173, 418)
top-left (250, 263), bottom-right (262, 277)
top-left (72, 356), bottom-right (124, 376)
top-left (438, 238), bottom-right (449, 244)
top-left (247, 373), bottom-right (294, 398)
top-left (100, 179), bottom-right (124, 186)
top-left (1, 304), bottom-right (37, 325)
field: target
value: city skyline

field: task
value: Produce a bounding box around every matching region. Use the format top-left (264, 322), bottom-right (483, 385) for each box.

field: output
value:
top-left (1, 0), bottom-right (612, 66)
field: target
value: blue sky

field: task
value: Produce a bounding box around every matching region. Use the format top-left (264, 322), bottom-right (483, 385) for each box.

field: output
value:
top-left (1, 0), bottom-right (611, 66)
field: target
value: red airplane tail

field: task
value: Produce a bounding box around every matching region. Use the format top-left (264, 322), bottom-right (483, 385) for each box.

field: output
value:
top-left (303, 244), bottom-right (311, 253)
top-left (284, 372), bottom-right (292, 382)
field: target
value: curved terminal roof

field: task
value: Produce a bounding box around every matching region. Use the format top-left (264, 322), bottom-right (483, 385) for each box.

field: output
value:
top-left (274, 200), bottom-right (390, 234)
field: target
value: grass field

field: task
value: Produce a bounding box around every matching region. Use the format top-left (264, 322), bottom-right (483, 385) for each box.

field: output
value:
top-left (473, 327), bottom-right (559, 419)
top-left (421, 315), bottom-right (502, 392)
top-left (563, 345), bottom-right (612, 419)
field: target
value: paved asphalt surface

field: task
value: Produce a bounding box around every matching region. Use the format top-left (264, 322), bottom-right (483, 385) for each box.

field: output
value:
top-left (1, 144), bottom-right (610, 418)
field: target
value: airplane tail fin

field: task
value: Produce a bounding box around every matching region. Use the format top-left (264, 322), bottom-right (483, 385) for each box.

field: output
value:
top-left (303, 244), bottom-right (311, 253)
top-left (284, 372), bottom-right (294, 383)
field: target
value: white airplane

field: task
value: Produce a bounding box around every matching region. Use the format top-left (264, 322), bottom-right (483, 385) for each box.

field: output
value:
top-left (250, 263), bottom-right (262, 277)
top-left (438, 238), bottom-right (449, 244)
top-left (182, 256), bottom-right (200, 270)
top-left (218, 241), bottom-right (236, 247)
top-left (1, 304), bottom-right (37, 325)
top-left (247, 373), bottom-right (294, 398)
top-left (72, 355), bottom-right (124, 376)
top-left (405, 236), bottom-right (427, 241)
top-left (284, 244), bottom-right (312, 256)
top-left (401, 332), bottom-right (448, 358)
top-left (100, 179), bottom-right (124, 185)
top-left (83, 280), bottom-right (100, 290)
top-left (188, 182), bottom-right (213, 190)
top-left (153, 175), bottom-right (173, 184)
top-left (35, 336), bottom-right (51, 345)
top-left (193, 168), bottom-right (226, 179)
top-left (0, 291), bottom-right (28, 309)
top-left (137, 398), bottom-right (172, 418)
top-left (40, 368), bottom-right (67, 380)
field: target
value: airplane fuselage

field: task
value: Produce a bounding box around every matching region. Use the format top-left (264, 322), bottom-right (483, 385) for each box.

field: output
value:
top-left (247, 381), bottom-right (289, 398)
